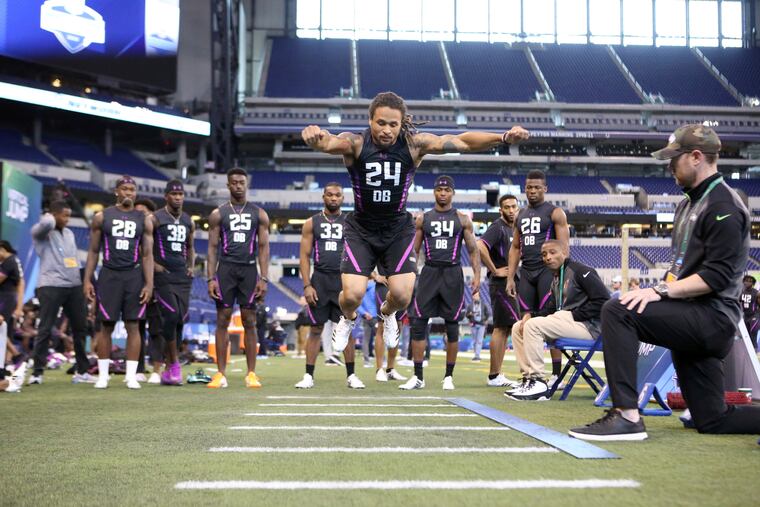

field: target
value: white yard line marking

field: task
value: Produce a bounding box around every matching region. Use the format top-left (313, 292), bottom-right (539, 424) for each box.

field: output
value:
top-left (244, 413), bottom-right (477, 417)
top-left (258, 403), bottom-right (454, 407)
top-left (175, 479), bottom-right (640, 490)
top-left (209, 447), bottom-right (556, 454)
top-left (265, 395), bottom-right (443, 400)
top-left (228, 425), bottom-right (510, 431)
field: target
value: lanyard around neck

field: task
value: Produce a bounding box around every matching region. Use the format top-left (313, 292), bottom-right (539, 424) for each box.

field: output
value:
top-left (673, 176), bottom-right (723, 266)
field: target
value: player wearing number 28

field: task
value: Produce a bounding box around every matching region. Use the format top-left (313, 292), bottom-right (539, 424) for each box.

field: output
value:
top-left (83, 175), bottom-right (155, 389)
top-left (301, 91), bottom-right (529, 354)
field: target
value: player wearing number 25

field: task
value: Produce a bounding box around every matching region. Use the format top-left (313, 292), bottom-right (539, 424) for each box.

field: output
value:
top-left (83, 175), bottom-right (155, 389)
top-left (206, 168), bottom-right (271, 389)
top-left (301, 91), bottom-right (529, 358)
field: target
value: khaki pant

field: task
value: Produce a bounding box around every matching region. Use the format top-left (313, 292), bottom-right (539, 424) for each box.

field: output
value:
top-left (512, 311), bottom-right (593, 379)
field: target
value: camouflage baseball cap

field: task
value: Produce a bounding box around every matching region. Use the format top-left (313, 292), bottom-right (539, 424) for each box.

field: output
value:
top-left (651, 124), bottom-right (721, 160)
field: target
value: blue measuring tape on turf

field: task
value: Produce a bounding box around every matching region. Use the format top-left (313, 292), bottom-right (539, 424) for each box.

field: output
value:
top-left (446, 398), bottom-right (619, 460)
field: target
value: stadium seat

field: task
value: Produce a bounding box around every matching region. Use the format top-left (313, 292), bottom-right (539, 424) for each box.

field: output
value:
top-left (548, 336), bottom-right (605, 401)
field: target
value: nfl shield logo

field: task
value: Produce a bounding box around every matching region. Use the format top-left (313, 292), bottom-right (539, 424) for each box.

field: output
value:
top-left (40, 0), bottom-right (105, 54)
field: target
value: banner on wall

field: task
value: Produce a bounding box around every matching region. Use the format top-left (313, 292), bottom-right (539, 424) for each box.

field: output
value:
top-left (0, 162), bottom-right (43, 301)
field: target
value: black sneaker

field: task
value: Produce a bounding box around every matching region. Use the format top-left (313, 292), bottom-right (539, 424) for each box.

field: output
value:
top-left (569, 410), bottom-right (648, 441)
top-left (506, 378), bottom-right (550, 401)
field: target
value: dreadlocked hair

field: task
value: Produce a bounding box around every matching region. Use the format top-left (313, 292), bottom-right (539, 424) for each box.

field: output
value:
top-left (369, 91), bottom-right (428, 138)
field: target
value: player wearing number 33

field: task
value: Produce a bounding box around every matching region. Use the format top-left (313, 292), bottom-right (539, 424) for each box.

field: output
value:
top-left (206, 168), bottom-right (271, 389)
top-left (301, 91), bottom-right (529, 356)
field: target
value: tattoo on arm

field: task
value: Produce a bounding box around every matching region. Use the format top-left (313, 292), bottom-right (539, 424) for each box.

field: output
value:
top-left (442, 141), bottom-right (459, 153)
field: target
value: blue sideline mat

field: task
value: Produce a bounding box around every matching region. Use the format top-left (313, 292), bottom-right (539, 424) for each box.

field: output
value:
top-left (446, 398), bottom-right (619, 460)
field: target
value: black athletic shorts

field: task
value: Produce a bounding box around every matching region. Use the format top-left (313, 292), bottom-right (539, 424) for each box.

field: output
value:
top-left (341, 213), bottom-right (417, 277)
top-left (306, 269), bottom-right (342, 326)
top-left (412, 264), bottom-right (465, 321)
top-left (215, 262), bottom-right (258, 309)
top-left (489, 276), bottom-right (520, 329)
top-left (375, 281), bottom-right (408, 320)
top-left (517, 266), bottom-right (554, 313)
top-left (97, 266), bottom-right (145, 322)
top-left (154, 270), bottom-right (192, 323)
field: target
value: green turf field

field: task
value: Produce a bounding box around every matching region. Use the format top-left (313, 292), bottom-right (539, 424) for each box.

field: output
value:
top-left (1, 351), bottom-right (757, 506)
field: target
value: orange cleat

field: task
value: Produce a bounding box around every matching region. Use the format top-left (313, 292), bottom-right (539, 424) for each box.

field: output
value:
top-left (245, 372), bottom-right (262, 388)
top-left (207, 372), bottom-right (228, 389)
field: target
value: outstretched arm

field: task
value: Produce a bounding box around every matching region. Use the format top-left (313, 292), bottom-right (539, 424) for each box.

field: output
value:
top-left (412, 126), bottom-right (529, 158)
top-left (301, 126), bottom-right (362, 157)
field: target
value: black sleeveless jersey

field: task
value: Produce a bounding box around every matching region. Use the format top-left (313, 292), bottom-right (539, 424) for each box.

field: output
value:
top-left (311, 212), bottom-right (345, 273)
top-left (100, 206), bottom-right (144, 271)
top-left (516, 201), bottom-right (557, 270)
top-left (480, 218), bottom-right (513, 276)
top-left (218, 202), bottom-right (260, 265)
top-left (347, 128), bottom-right (416, 226)
top-left (422, 208), bottom-right (463, 266)
top-left (153, 208), bottom-right (193, 272)
top-left (741, 288), bottom-right (759, 319)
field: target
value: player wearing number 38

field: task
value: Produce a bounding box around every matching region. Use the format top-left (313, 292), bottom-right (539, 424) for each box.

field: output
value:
top-left (301, 91), bottom-right (529, 358)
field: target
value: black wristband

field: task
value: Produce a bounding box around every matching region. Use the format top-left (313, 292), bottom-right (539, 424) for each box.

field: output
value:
top-left (260, 276), bottom-right (269, 283)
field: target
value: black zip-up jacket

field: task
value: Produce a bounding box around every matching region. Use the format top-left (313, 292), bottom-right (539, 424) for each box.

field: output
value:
top-left (534, 258), bottom-right (610, 337)
top-left (672, 172), bottom-right (749, 324)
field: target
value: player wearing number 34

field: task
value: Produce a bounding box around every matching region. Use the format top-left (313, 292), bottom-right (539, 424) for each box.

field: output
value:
top-left (301, 91), bottom-right (529, 356)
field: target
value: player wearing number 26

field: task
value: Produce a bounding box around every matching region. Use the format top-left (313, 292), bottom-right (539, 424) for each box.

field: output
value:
top-left (301, 91), bottom-right (529, 356)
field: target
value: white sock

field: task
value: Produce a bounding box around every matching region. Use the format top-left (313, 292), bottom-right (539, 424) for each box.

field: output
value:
top-left (0, 322), bottom-right (7, 370)
top-left (126, 360), bottom-right (138, 380)
top-left (98, 359), bottom-right (110, 382)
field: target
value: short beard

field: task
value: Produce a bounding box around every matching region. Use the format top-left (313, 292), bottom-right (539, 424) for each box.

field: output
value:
top-left (120, 198), bottom-right (134, 208)
top-left (325, 203), bottom-right (340, 213)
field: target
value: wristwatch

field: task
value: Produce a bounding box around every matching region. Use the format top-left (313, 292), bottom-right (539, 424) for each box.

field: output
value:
top-left (260, 276), bottom-right (269, 283)
top-left (652, 281), bottom-right (670, 299)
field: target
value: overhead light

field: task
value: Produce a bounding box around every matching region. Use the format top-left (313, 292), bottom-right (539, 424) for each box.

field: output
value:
top-left (288, 218), bottom-right (307, 225)
top-left (456, 111), bottom-right (467, 127)
top-left (51, 78), bottom-right (62, 88)
top-left (328, 109), bottom-right (341, 125)
top-left (84, 87), bottom-right (92, 94)
top-left (0, 80), bottom-right (211, 136)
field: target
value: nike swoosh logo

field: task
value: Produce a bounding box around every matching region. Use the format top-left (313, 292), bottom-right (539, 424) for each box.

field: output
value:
top-left (716, 214), bottom-right (732, 221)
top-left (583, 272), bottom-right (590, 278)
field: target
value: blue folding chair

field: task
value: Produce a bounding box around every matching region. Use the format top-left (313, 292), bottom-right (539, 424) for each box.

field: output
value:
top-left (548, 336), bottom-right (605, 400)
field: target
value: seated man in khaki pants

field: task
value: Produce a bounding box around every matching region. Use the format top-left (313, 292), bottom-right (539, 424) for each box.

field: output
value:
top-left (507, 240), bottom-right (609, 401)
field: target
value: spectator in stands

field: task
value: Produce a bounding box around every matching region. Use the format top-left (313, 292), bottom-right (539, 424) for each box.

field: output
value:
top-left (29, 201), bottom-right (93, 385)
top-left (610, 275), bottom-right (622, 298)
top-left (571, 124), bottom-right (760, 441)
top-left (507, 240), bottom-right (609, 401)
top-left (466, 293), bottom-right (491, 362)
top-left (0, 240), bottom-right (24, 342)
top-left (628, 278), bottom-right (640, 291)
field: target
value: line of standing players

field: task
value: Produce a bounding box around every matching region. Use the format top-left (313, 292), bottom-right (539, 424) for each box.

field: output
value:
top-left (86, 91), bottom-right (562, 392)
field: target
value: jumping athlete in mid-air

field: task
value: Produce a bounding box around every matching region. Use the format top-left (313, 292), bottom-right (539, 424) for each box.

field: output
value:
top-left (301, 91), bottom-right (528, 358)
